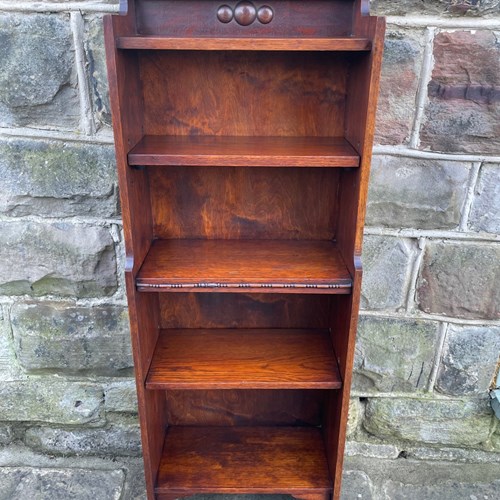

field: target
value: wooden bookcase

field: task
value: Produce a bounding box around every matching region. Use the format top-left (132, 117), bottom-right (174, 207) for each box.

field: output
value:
top-left (104, 1), bottom-right (385, 499)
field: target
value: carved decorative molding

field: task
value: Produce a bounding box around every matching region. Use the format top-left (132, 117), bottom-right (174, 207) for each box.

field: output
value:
top-left (217, 2), bottom-right (274, 26)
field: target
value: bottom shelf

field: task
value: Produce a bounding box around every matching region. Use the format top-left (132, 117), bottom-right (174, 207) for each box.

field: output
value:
top-left (156, 426), bottom-right (332, 497)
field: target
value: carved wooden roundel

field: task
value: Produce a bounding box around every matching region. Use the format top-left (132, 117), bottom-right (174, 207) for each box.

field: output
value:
top-left (218, 2), bottom-right (274, 25)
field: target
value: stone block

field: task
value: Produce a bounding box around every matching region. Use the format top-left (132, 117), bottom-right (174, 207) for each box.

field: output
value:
top-left (417, 241), bottom-right (500, 320)
top-left (354, 316), bottom-right (440, 393)
top-left (383, 478), bottom-right (500, 500)
top-left (0, 139), bottom-right (117, 218)
top-left (0, 14), bottom-right (79, 129)
top-left (0, 379), bottom-right (103, 425)
top-left (346, 398), bottom-right (361, 438)
top-left (0, 424), bottom-right (15, 446)
top-left (0, 222), bottom-right (117, 297)
top-left (24, 423), bottom-right (142, 457)
top-left (361, 236), bottom-right (416, 311)
top-left (367, 156), bottom-right (470, 229)
top-left (469, 163), bottom-right (500, 234)
top-left (11, 302), bottom-right (132, 374)
top-left (436, 325), bottom-right (500, 396)
top-left (364, 398), bottom-right (492, 447)
top-left (345, 441), bottom-right (399, 459)
top-left (0, 467), bottom-right (124, 500)
top-left (420, 31), bottom-right (500, 154)
top-left (341, 470), bottom-right (374, 500)
top-left (104, 379), bottom-right (138, 413)
top-left (85, 16), bottom-right (112, 129)
top-left (371, 0), bottom-right (500, 17)
top-left (375, 28), bottom-right (425, 145)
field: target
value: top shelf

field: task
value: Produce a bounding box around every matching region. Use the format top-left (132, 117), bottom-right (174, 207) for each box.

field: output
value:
top-left (116, 36), bottom-right (372, 51)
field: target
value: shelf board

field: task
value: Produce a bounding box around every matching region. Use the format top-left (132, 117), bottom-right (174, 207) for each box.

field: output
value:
top-left (136, 239), bottom-right (352, 293)
top-left (146, 329), bottom-right (341, 390)
top-left (117, 36), bottom-right (372, 52)
top-left (156, 426), bottom-right (332, 496)
top-left (128, 135), bottom-right (360, 168)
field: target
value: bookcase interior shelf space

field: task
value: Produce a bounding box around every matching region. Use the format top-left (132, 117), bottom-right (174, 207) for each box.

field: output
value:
top-left (105, 1), bottom-right (385, 499)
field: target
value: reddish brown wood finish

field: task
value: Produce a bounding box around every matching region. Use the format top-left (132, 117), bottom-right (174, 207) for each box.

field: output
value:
top-left (140, 51), bottom-right (348, 137)
top-left (117, 36), bottom-right (371, 51)
top-left (129, 135), bottom-right (359, 167)
top-left (149, 166), bottom-right (339, 240)
top-left (159, 293), bottom-right (331, 329)
top-left (105, 1), bottom-right (384, 498)
top-left (135, 0), bottom-right (353, 37)
top-left (147, 329), bottom-right (341, 389)
top-left (136, 239), bottom-right (352, 293)
top-left (165, 389), bottom-right (326, 426)
top-left (156, 426), bottom-right (332, 495)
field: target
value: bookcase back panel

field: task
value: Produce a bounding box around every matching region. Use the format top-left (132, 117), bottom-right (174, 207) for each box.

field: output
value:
top-left (159, 293), bottom-right (331, 329)
top-left (141, 51), bottom-right (348, 137)
top-left (150, 166), bottom-right (339, 240)
top-left (135, 0), bottom-right (353, 37)
top-left (166, 389), bottom-right (326, 426)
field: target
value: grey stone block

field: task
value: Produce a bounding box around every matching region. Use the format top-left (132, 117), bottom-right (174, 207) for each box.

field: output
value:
top-left (345, 441), bottom-right (399, 459)
top-left (417, 241), bottom-right (500, 320)
top-left (85, 16), bottom-right (112, 129)
top-left (104, 379), bottom-right (138, 413)
top-left (0, 139), bottom-right (117, 218)
top-left (436, 324), bottom-right (500, 396)
top-left (0, 222), bottom-right (117, 297)
top-left (354, 316), bottom-right (440, 393)
top-left (0, 424), bottom-right (15, 446)
top-left (344, 455), bottom-right (500, 500)
top-left (469, 163), bottom-right (500, 234)
top-left (375, 28), bottom-right (425, 146)
top-left (366, 156), bottom-right (470, 230)
top-left (0, 14), bottom-right (79, 129)
top-left (364, 398), bottom-right (492, 447)
top-left (341, 470), bottom-right (374, 500)
top-left (0, 379), bottom-right (103, 424)
top-left (371, 0), bottom-right (500, 17)
top-left (11, 302), bottom-right (132, 374)
top-left (347, 398), bottom-right (362, 438)
top-left (0, 467), bottom-right (124, 500)
top-left (361, 236), bottom-right (416, 311)
top-left (25, 423), bottom-right (142, 457)
top-left (383, 478), bottom-right (500, 500)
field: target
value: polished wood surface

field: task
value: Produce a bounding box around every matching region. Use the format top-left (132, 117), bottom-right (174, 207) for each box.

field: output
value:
top-left (146, 329), bottom-right (341, 389)
top-left (136, 240), bottom-right (352, 293)
top-left (135, 0), bottom-right (353, 37)
top-left (140, 51), bottom-right (347, 137)
top-left (105, 0), bottom-right (385, 498)
top-left (128, 135), bottom-right (360, 167)
top-left (156, 426), bottom-right (332, 495)
top-left (117, 36), bottom-right (371, 51)
top-left (165, 389), bottom-right (326, 426)
top-left (150, 166), bottom-right (339, 240)
top-left (159, 293), bottom-right (331, 329)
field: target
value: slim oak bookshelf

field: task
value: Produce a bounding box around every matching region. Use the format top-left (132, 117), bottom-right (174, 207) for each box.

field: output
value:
top-left (104, 1), bottom-right (385, 499)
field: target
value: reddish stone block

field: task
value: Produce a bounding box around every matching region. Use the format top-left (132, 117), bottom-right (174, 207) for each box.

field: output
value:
top-left (375, 29), bottom-right (425, 145)
top-left (420, 31), bottom-right (500, 154)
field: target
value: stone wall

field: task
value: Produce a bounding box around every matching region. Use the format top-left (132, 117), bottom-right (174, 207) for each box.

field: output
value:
top-left (0, 1), bottom-right (499, 499)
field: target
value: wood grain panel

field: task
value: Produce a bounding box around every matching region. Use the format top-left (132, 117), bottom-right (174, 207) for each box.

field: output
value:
top-left (129, 135), bottom-right (359, 167)
top-left (118, 36), bottom-right (371, 51)
top-left (136, 239), bottom-right (352, 293)
top-left (166, 389), bottom-right (326, 426)
top-left (150, 166), bottom-right (339, 240)
top-left (135, 0), bottom-right (353, 37)
top-left (156, 426), bottom-right (332, 495)
top-left (159, 293), bottom-right (331, 329)
top-left (141, 51), bottom-right (348, 137)
top-left (146, 329), bottom-right (341, 389)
